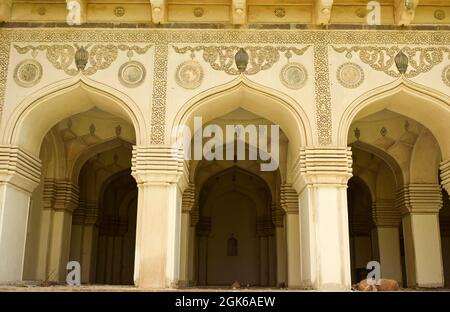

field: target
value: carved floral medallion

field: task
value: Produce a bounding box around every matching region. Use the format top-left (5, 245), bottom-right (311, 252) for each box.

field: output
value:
top-left (118, 61), bottom-right (146, 88)
top-left (175, 60), bottom-right (204, 89)
top-left (13, 59), bottom-right (43, 88)
top-left (337, 62), bottom-right (364, 89)
top-left (280, 62), bottom-right (308, 89)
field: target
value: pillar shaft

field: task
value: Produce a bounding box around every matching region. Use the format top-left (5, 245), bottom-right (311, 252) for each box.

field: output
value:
top-left (43, 179), bottom-right (79, 281)
top-left (273, 208), bottom-right (286, 287)
top-left (280, 184), bottom-right (300, 288)
top-left (0, 146), bottom-right (41, 282)
top-left (294, 147), bottom-right (352, 290)
top-left (398, 184), bottom-right (444, 287)
top-left (372, 200), bottom-right (403, 283)
top-left (132, 146), bottom-right (188, 288)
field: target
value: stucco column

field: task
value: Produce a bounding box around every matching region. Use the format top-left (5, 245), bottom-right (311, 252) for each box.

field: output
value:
top-left (0, 146), bottom-right (41, 282)
top-left (397, 184), bottom-right (444, 288)
top-left (372, 200), bottom-right (403, 283)
top-left (257, 217), bottom-right (272, 286)
top-left (132, 146), bottom-right (188, 288)
top-left (188, 209), bottom-right (199, 285)
top-left (43, 180), bottom-right (79, 281)
top-left (280, 184), bottom-right (301, 288)
top-left (196, 217), bottom-right (211, 285)
top-left (293, 147), bottom-right (352, 290)
top-left (179, 184), bottom-right (195, 287)
top-left (273, 207), bottom-right (286, 287)
top-left (81, 201), bottom-right (99, 283)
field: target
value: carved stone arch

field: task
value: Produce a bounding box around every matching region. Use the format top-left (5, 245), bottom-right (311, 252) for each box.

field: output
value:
top-left (339, 77), bottom-right (450, 159)
top-left (199, 166), bottom-right (273, 218)
top-left (171, 75), bottom-right (313, 184)
top-left (1, 75), bottom-right (147, 156)
top-left (70, 137), bottom-right (133, 184)
top-left (351, 140), bottom-right (405, 188)
top-left (410, 128), bottom-right (442, 184)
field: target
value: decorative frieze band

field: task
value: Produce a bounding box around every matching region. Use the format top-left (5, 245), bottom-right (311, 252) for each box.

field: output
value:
top-left (0, 145), bottom-right (41, 193)
top-left (13, 44), bottom-right (151, 76)
top-left (372, 200), bottom-right (401, 227)
top-left (332, 45), bottom-right (450, 78)
top-left (43, 179), bottom-right (79, 213)
top-left (172, 45), bottom-right (310, 76)
top-left (396, 184), bottom-right (443, 214)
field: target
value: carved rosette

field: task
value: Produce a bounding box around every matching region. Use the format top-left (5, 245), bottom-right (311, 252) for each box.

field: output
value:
top-left (118, 60), bottom-right (146, 88)
top-left (280, 62), bottom-right (308, 89)
top-left (336, 62), bottom-right (364, 89)
top-left (175, 60), bottom-right (204, 89)
top-left (13, 59), bottom-right (43, 88)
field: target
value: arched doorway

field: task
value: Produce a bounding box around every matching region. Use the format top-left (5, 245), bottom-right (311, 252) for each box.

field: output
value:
top-left (174, 78), bottom-right (313, 289)
top-left (347, 176), bottom-right (374, 284)
top-left (5, 79), bottom-right (145, 285)
top-left (341, 80), bottom-right (450, 288)
top-left (94, 169), bottom-right (137, 285)
top-left (196, 167), bottom-right (275, 286)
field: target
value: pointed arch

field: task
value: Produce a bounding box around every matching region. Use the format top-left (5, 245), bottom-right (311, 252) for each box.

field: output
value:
top-left (171, 76), bottom-right (313, 158)
top-left (338, 77), bottom-right (450, 159)
top-left (1, 75), bottom-right (148, 155)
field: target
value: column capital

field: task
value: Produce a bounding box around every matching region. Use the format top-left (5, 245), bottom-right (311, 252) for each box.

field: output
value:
top-left (73, 200), bottom-right (98, 225)
top-left (396, 184), bottom-right (443, 214)
top-left (292, 147), bottom-right (352, 193)
top-left (280, 184), bottom-right (298, 214)
top-left (257, 216), bottom-right (274, 236)
top-left (132, 145), bottom-right (189, 192)
top-left (182, 183), bottom-right (196, 213)
top-left (0, 145), bottom-right (41, 193)
top-left (372, 200), bottom-right (401, 227)
top-left (272, 203), bottom-right (285, 227)
top-left (190, 208), bottom-right (199, 227)
top-left (440, 159), bottom-right (450, 195)
top-left (43, 179), bottom-right (79, 213)
top-left (196, 217), bottom-right (211, 236)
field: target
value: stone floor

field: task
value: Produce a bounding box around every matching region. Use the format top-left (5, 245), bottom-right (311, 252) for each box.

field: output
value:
top-left (0, 283), bottom-right (449, 292)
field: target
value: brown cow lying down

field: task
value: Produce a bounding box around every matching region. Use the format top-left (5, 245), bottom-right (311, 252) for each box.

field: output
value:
top-left (357, 279), bottom-right (400, 291)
